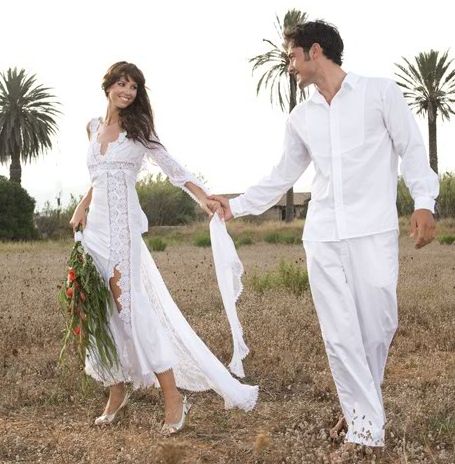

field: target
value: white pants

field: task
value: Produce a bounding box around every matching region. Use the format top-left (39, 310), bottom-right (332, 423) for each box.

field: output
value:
top-left (304, 231), bottom-right (399, 446)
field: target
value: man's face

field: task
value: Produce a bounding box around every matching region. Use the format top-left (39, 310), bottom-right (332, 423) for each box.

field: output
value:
top-left (287, 45), bottom-right (315, 89)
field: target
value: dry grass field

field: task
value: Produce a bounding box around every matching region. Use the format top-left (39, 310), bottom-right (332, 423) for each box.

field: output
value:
top-left (0, 220), bottom-right (454, 464)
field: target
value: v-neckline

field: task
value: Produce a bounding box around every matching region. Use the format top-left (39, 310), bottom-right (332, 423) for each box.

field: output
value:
top-left (94, 119), bottom-right (126, 157)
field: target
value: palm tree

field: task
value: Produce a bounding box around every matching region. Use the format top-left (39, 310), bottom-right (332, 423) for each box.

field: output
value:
top-left (395, 50), bottom-right (455, 174)
top-left (0, 68), bottom-right (60, 184)
top-left (250, 9), bottom-right (308, 222)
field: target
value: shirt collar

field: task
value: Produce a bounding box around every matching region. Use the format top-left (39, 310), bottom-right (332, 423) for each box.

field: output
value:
top-left (309, 72), bottom-right (359, 104)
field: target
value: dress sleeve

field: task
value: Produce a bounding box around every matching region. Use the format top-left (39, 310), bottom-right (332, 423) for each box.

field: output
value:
top-left (144, 139), bottom-right (209, 203)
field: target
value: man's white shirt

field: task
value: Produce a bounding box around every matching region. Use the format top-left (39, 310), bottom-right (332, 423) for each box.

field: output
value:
top-left (230, 73), bottom-right (439, 241)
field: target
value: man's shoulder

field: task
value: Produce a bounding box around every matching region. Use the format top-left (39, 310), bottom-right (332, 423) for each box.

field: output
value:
top-left (356, 74), bottom-right (397, 91)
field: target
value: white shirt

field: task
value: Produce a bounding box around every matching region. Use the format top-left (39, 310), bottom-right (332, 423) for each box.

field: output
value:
top-left (230, 73), bottom-right (439, 241)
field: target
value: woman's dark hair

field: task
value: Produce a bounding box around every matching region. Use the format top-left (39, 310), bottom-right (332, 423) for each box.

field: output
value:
top-left (102, 61), bottom-right (158, 146)
top-left (284, 20), bottom-right (344, 66)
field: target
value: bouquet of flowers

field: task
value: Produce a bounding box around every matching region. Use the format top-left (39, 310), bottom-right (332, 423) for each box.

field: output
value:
top-left (58, 229), bottom-right (118, 373)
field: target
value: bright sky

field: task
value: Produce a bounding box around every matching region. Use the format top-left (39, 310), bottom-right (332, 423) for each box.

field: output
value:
top-left (0, 0), bottom-right (454, 209)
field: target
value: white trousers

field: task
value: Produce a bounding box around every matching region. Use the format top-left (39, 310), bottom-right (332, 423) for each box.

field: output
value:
top-left (304, 231), bottom-right (399, 446)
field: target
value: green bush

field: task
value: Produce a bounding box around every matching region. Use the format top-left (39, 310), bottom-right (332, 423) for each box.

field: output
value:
top-left (34, 195), bottom-right (80, 239)
top-left (234, 235), bottom-right (254, 248)
top-left (249, 260), bottom-right (308, 296)
top-left (137, 173), bottom-right (197, 226)
top-left (396, 176), bottom-right (414, 216)
top-left (0, 176), bottom-right (38, 240)
top-left (193, 233), bottom-right (211, 247)
top-left (437, 173), bottom-right (455, 218)
top-left (264, 231), bottom-right (300, 244)
top-left (437, 235), bottom-right (455, 245)
top-left (148, 237), bottom-right (167, 251)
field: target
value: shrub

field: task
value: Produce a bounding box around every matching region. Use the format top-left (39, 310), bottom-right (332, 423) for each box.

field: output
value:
top-left (137, 173), bottom-right (197, 226)
top-left (234, 235), bottom-right (254, 248)
top-left (437, 173), bottom-right (455, 218)
top-left (0, 176), bottom-right (38, 240)
top-left (34, 195), bottom-right (80, 239)
top-left (437, 235), bottom-right (455, 245)
top-left (249, 260), bottom-right (308, 296)
top-left (148, 237), bottom-right (167, 251)
top-left (193, 233), bottom-right (211, 247)
top-left (264, 231), bottom-right (300, 245)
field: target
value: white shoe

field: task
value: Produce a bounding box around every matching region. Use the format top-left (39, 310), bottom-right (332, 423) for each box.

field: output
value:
top-left (94, 391), bottom-right (130, 425)
top-left (161, 395), bottom-right (192, 435)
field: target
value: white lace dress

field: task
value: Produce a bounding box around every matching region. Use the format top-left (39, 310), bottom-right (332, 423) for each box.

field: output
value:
top-left (81, 118), bottom-right (258, 411)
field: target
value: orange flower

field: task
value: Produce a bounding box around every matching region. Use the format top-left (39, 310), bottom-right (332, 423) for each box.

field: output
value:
top-left (67, 269), bottom-right (76, 282)
top-left (73, 326), bottom-right (81, 336)
top-left (66, 287), bottom-right (74, 298)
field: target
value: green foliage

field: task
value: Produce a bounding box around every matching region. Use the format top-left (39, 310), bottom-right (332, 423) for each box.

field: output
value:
top-left (264, 231), bottom-right (301, 244)
top-left (249, 260), bottom-right (309, 296)
top-left (193, 233), bottom-right (211, 247)
top-left (0, 68), bottom-right (60, 184)
top-left (35, 195), bottom-right (80, 239)
top-left (234, 234), bottom-right (254, 248)
top-left (437, 235), bottom-right (455, 245)
top-left (0, 175), bottom-right (38, 240)
top-left (437, 172), bottom-right (455, 218)
top-left (148, 237), bottom-right (167, 251)
top-left (396, 177), bottom-right (414, 216)
top-left (137, 173), bottom-right (196, 226)
top-left (58, 239), bottom-right (118, 375)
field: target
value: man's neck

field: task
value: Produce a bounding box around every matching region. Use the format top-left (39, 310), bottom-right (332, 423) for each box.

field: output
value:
top-left (314, 66), bottom-right (347, 105)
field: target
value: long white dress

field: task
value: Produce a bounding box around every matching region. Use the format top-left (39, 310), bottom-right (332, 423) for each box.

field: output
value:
top-left (81, 118), bottom-right (258, 411)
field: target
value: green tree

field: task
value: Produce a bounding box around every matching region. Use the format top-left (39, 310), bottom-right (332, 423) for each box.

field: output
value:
top-left (250, 9), bottom-right (308, 222)
top-left (0, 68), bottom-right (60, 184)
top-left (137, 173), bottom-right (196, 226)
top-left (0, 175), bottom-right (37, 240)
top-left (395, 50), bottom-right (455, 174)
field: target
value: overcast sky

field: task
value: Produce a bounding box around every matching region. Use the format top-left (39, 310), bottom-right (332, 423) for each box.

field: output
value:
top-left (1, 0), bottom-right (454, 209)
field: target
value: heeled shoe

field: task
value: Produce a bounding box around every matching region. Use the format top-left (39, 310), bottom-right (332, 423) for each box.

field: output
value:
top-left (161, 395), bottom-right (192, 435)
top-left (94, 391), bottom-right (131, 425)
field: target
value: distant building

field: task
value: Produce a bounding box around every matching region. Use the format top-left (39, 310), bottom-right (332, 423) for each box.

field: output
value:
top-left (209, 192), bottom-right (311, 221)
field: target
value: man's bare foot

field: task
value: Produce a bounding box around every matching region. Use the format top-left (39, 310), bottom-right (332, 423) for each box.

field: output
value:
top-left (102, 383), bottom-right (127, 415)
top-left (330, 416), bottom-right (348, 440)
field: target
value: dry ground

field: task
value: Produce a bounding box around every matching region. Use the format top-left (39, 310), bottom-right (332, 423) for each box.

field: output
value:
top-left (0, 221), bottom-right (454, 463)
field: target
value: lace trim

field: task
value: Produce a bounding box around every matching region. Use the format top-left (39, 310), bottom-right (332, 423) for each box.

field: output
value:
top-left (88, 160), bottom-right (138, 177)
top-left (107, 170), bottom-right (131, 324)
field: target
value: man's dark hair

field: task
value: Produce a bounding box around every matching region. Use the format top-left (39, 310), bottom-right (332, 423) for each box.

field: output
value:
top-left (284, 20), bottom-right (344, 66)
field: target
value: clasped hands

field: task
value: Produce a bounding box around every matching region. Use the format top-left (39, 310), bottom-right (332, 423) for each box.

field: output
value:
top-left (201, 195), bottom-right (233, 221)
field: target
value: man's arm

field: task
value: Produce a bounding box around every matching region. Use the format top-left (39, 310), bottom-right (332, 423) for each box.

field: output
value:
top-left (383, 81), bottom-right (439, 248)
top-left (210, 117), bottom-right (311, 220)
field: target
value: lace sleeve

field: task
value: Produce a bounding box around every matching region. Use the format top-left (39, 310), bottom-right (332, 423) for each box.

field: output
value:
top-left (144, 140), bottom-right (209, 203)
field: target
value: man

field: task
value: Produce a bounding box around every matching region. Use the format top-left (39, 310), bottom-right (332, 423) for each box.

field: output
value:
top-left (209, 20), bottom-right (439, 449)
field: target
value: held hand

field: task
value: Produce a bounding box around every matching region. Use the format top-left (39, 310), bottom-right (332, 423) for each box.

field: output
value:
top-left (69, 205), bottom-right (87, 232)
top-left (200, 199), bottom-right (225, 220)
top-left (207, 195), bottom-right (233, 221)
top-left (410, 209), bottom-right (436, 249)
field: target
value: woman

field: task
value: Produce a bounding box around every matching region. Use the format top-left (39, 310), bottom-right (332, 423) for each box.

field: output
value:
top-left (69, 61), bottom-right (258, 434)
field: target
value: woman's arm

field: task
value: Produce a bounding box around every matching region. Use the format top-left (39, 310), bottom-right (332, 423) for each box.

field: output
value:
top-left (69, 188), bottom-right (93, 231)
top-left (184, 181), bottom-right (223, 218)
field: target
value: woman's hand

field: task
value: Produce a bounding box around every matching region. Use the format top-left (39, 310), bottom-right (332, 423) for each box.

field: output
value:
top-left (69, 204), bottom-right (87, 232)
top-left (200, 198), bottom-right (225, 220)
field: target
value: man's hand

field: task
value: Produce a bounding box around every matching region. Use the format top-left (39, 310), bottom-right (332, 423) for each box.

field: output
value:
top-left (410, 209), bottom-right (436, 249)
top-left (200, 198), bottom-right (224, 219)
top-left (207, 195), bottom-right (233, 221)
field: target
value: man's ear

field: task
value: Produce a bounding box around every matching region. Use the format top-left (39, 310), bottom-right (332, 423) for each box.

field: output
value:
top-left (311, 43), bottom-right (323, 59)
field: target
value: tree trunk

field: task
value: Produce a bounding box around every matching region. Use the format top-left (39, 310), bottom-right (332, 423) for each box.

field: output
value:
top-left (285, 75), bottom-right (298, 222)
top-left (9, 153), bottom-right (22, 184)
top-left (428, 109), bottom-right (438, 174)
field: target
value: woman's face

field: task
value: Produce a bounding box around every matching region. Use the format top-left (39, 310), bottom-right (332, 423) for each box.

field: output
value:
top-left (107, 75), bottom-right (138, 109)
